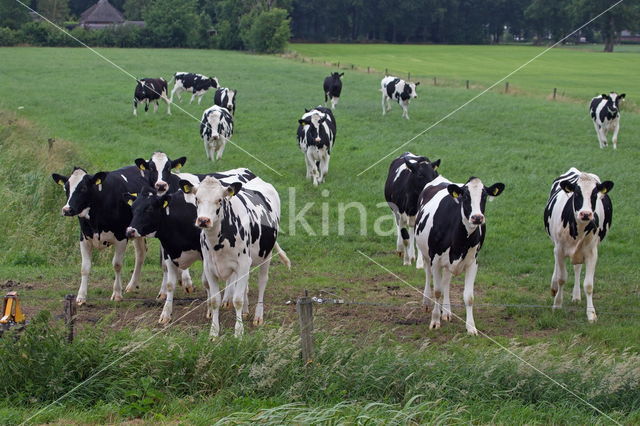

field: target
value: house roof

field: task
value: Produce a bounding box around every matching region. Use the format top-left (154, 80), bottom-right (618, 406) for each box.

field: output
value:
top-left (80, 0), bottom-right (124, 24)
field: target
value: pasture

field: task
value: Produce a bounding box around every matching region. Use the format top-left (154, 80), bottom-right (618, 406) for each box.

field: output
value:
top-left (0, 45), bottom-right (639, 423)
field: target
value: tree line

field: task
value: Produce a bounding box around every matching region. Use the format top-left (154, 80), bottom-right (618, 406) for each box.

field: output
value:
top-left (0, 0), bottom-right (639, 52)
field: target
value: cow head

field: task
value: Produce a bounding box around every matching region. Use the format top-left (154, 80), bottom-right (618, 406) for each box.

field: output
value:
top-left (181, 176), bottom-right (242, 229)
top-left (134, 152), bottom-right (186, 195)
top-left (447, 177), bottom-right (505, 226)
top-left (403, 156), bottom-right (440, 190)
top-left (205, 109), bottom-right (224, 140)
top-left (331, 72), bottom-right (344, 80)
top-left (227, 89), bottom-right (237, 114)
top-left (403, 81), bottom-right (420, 100)
top-left (559, 174), bottom-right (613, 223)
top-left (124, 190), bottom-right (170, 238)
top-left (298, 110), bottom-right (327, 143)
top-left (210, 77), bottom-right (219, 88)
top-left (604, 92), bottom-right (626, 112)
top-left (51, 167), bottom-right (107, 218)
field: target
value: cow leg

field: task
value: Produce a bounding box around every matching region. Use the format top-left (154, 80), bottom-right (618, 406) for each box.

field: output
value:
top-left (232, 261), bottom-right (252, 337)
top-left (181, 268), bottom-right (194, 293)
top-left (205, 269), bottom-right (221, 338)
top-left (157, 247), bottom-right (168, 300)
top-left (464, 262), bottom-right (479, 335)
top-left (331, 96), bottom-right (338, 110)
top-left (162, 93), bottom-right (171, 115)
top-left (407, 219), bottom-right (417, 265)
top-left (125, 237), bottom-right (146, 293)
top-left (77, 239), bottom-right (92, 305)
top-left (381, 93), bottom-right (387, 115)
top-left (303, 151), bottom-right (314, 180)
top-left (203, 138), bottom-right (212, 161)
top-left (611, 118), bottom-right (620, 149)
top-left (253, 257), bottom-right (272, 326)
top-left (572, 264), bottom-right (582, 302)
top-left (153, 101), bottom-right (159, 113)
top-left (551, 247), bottom-right (567, 309)
top-left (159, 259), bottom-right (178, 324)
top-left (202, 270), bottom-right (211, 319)
top-left (144, 101), bottom-right (149, 113)
top-left (422, 257), bottom-right (433, 311)
top-left (415, 247), bottom-right (424, 269)
top-left (197, 94), bottom-right (203, 105)
top-left (215, 139), bottom-right (227, 160)
top-left (110, 239), bottom-right (127, 302)
top-left (430, 266), bottom-right (443, 329)
top-left (189, 94), bottom-right (196, 104)
top-left (133, 99), bottom-right (138, 116)
top-left (401, 101), bottom-right (410, 120)
top-left (441, 270), bottom-right (452, 322)
top-left (392, 212), bottom-right (404, 257)
top-left (221, 280), bottom-right (233, 308)
top-left (594, 122), bottom-right (607, 148)
top-left (583, 249), bottom-right (598, 323)
top-left (320, 152), bottom-right (330, 183)
top-left (400, 218), bottom-right (412, 266)
top-left (169, 86), bottom-right (179, 104)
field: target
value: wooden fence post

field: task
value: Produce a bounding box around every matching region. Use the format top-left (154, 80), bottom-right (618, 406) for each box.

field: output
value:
top-left (385, 68), bottom-right (388, 76)
top-left (505, 82), bottom-right (509, 93)
top-left (64, 294), bottom-right (76, 343)
top-left (367, 66), bottom-right (370, 73)
top-left (553, 88), bottom-right (557, 100)
top-left (466, 80), bottom-right (469, 89)
top-left (337, 61), bottom-right (340, 69)
top-left (408, 72), bottom-right (411, 81)
top-left (433, 76), bottom-right (437, 86)
top-left (296, 290), bottom-right (314, 366)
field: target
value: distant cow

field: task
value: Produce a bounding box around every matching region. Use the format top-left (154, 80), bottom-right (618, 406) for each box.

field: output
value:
top-left (384, 152), bottom-right (441, 267)
top-left (51, 166), bottom-right (149, 305)
top-left (200, 105), bottom-right (234, 161)
top-left (381, 76), bottom-right (419, 119)
top-left (170, 72), bottom-right (219, 105)
top-left (183, 176), bottom-right (290, 337)
top-left (323, 72), bottom-right (343, 109)
top-left (125, 168), bottom-right (257, 324)
top-left (590, 92), bottom-right (626, 149)
top-left (297, 106), bottom-right (336, 186)
top-left (415, 175), bottom-right (505, 335)
top-left (213, 88), bottom-right (237, 116)
top-left (133, 78), bottom-right (170, 116)
top-left (543, 168), bottom-right (613, 322)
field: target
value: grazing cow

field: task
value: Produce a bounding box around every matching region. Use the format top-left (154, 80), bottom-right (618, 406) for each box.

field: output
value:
top-left (590, 92), bottom-right (626, 149)
top-left (543, 168), bottom-right (613, 322)
top-left (415, 175), bottom-right (505, 335)
top-left (381, 76), bottom-right (419, 119)
top-left (213, 88), bottom-right (237, 116)
top-left (133, 78), bottom-right (171, 116)
top-left (170, 72), bottom-right (219, 105)
top-left (201, 105), bottom-right (234, 161)
top-left (384, 152), bottom-right (441, 267)
top-left (323, 72), bottom-right (343, 109)
top-left (297, 106), bottom-right (336, 186)
top-left (125, 169), bottom-right (257, 324)
top-left (182, 175), bottom-right (290, 337)
top-left (51, 166), bottom-right (149, 305)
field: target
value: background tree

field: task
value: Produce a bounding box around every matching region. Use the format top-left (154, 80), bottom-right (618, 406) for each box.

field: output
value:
top-left (143, 0), bottom-right (198, 47)
top-left (123, 0), bottom-right (152, 21)
top-left (0, 0), bottom-right (31, 29)
top-left (37, 0), bottom-right (70, 23)
top-left (240, 7), bottom-right (290, 53)
top-left (571, 0), bottom-right (640, 52)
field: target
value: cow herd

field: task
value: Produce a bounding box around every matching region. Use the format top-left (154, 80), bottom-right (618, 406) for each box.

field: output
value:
top-left (52, 68), bottom-right (626, 337)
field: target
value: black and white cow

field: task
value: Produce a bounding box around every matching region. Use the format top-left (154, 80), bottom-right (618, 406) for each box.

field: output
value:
top-left (323, 72), bottom-right (343, 110)
top-left (213, 88), bottom-right (237, 116)
top-left (133, 78), bottom-right (171, 116)
top-left (589, 92), bottom-right (626, 149)
top-left (384, 152), bottom-right (441, 267)
top-left (182, 175), bottom-right (290, 337)
top-left (125, 169), bottom-right (258, 325)
top-left (51, 166), bottom-right (149, 305)
top-left (543, 168), bottom-right (613, 322)
top-left (170, 72), bottom-right (219, 105)
top-left (134, 152), bottom-right (187, 196)
top-left (297, 106), bottom-right (336, 186)
top-left (381, 76), bottom-right (419, 119)
top-left (415, 175), bottom-right (505, 335)
top-left (201, 105), bottom-right (234, 161)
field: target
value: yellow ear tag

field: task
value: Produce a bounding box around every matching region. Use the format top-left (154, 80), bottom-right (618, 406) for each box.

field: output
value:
top-left (95, 178), bottom-right (102, 185)
top-left (162, 200), bottom-right (169, 208)
top-left (229, 189), bottom-right (235, 197)
top-left (57, 180), bottom-right (65, 186)
top-left (600, 188), bottom-right (608, 194)
top-left (176, 164), bottom-right (182, 169)
top-left (452, 192), bottom-right (459, 199)
top-left (433, 165), bottom-right (438, 170)
top-left (127, 199), bottom-right (133, 206)
top-left (493, 188), bottom-right (499, 196)
top-left (182, 185), bottom-right (190, 193)
top-left (139, 164), bottom-right (146, 170)
top-left (131, 193), bottom-right (137, 197)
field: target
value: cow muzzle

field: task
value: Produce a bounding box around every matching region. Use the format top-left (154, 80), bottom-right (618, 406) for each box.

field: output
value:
top-left (470, 214), bottom-right (485, 225)
top-left (579, 211), bottom-right (593, 222)
top-left (155, 182), bottom-right (168, 193)
top-left (314, 137), bottom-right (321, 143)
top-left (62, 206), bottom-right (74, 216)
top-left (126, 227), bottom-right (140, 239)
top-left (196, 217), bottom-right (211, 228)
top-left (212, 135), bottom-right (219, 140)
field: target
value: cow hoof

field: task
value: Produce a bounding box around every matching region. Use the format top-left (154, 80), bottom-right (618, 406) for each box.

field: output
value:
top-left (253, 318), bottom-right (264, 326)
top-left (587, 312), bottom-right (598, 323)
top-left (223, 301), bottom-right (232, 309)
top-left (110, 293), bottom-right (123, 302)
top-left (467, 327), bottom-right (478, 336)
top-left (205, 311), bottom-right (212, 319)
top-left (242, 312), bottom-right (250, 319)
top-left (156, 293), bottom-right (167, 301)
top-left (158, 314), bottom-right (171, 325)
top-left (185, 285), bottom-right (195, 294)
top-left (396, 251), bottom-right (403, 258)
top-left (76, 298), bottom-right (86, 306)
top-left (441, 312), bottom-right (451, 322)
top-left (571, 296), bottom-right (581, 303)
top-left (429, 321), bottom-right (440, 330)
top-left (550, 288), bottom-right (557, 297)
top-left (552, 304), bottom-right (562, 310)
top-left (403, 260), bottom-right (411, 266)
top-left (124, 284), bottom-right (135, 293)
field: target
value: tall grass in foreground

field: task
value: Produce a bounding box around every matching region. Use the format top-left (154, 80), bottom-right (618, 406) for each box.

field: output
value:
top-left (1, 312), bottom-right (638, 423)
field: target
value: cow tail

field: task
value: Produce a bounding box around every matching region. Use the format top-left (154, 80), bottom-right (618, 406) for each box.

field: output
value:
top-left (274, 242), bottom-right (291, 270)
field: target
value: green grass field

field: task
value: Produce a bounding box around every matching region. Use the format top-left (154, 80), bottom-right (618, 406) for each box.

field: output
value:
top-left (0, 45), bottom-right (639, 423)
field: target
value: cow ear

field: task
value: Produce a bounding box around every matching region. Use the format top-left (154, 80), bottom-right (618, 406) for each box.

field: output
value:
top-left (339, 73), bottom-right (344, 77)
top-left (601, 93), bottom-right (609, 99)
top-left (415, 81), bottom-right (420, 86)
top-left (92, 172), bottom-right (107, 186)
top-left (431, 159), bottom-right (441, 171)
top-left (171, 157), bottom-right (187, 170)
top-left (226, 182), bottom-right (242, 198)
top-left (485, 183), bottom-right (505, 198)
top-left (560, 180), bottom-right (576, 193)
top-left (304, 108), bottom-right (310, 113)
top-left (134, 158), bottom-right (148, 171)
top-left (298, 119), bottom-right (306, 125)
top-left (619, 93), bottom-right (626, 99)
top-left (447, 184), bottom-right (463, 200)
top-left (597, 181), bottom-right (614, 195)
top-left (52, 173), bottom-right (68, 186)
top-left (123, 192), bottom-right (137, 206)
top-left (179, 179), bottom-right (195, 194)
top-left (160, 194), bottom-right (172, 208)
top-left (403, 158), bottom-right (417, 172)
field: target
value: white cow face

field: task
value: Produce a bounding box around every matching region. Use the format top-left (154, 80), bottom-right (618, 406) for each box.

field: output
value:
top-left (407, 81), bottom-right (420, 99)
top-left (180, 177), bottom-right (242, 229)
top-left (206, 110), bottom-right (223, 140)
top-left (448, 177), bottom-right (505, 226)
top-left (51, 167), bottom-right (106, 218)
top-left (298, 110), bottom-right (326, 143)
top-left (560, 174), bottom-right (613, 223)
top-left (135, 152), bottom-right (186, 195)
